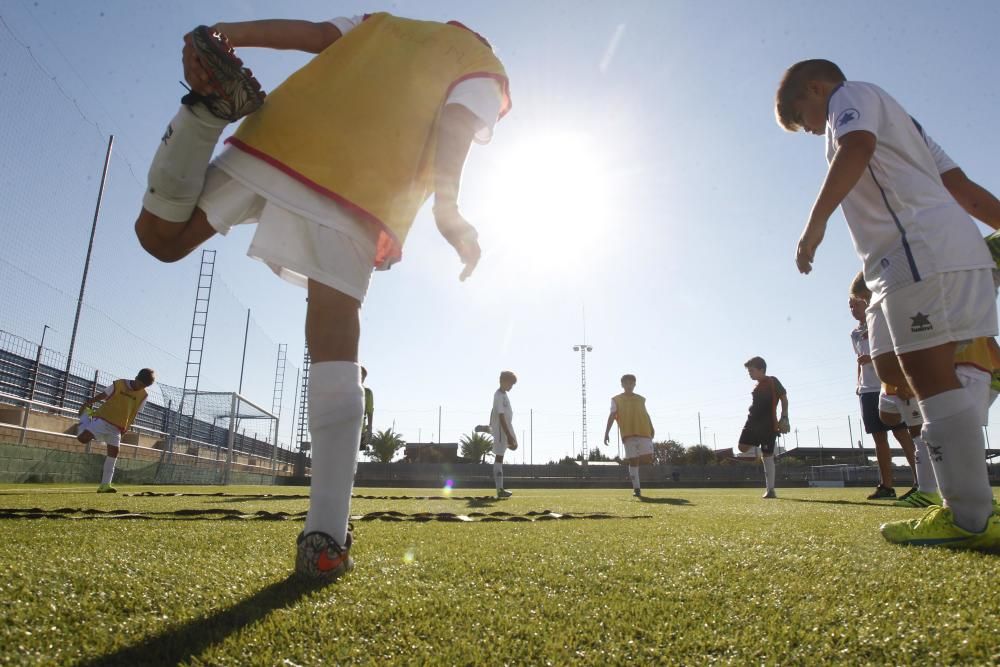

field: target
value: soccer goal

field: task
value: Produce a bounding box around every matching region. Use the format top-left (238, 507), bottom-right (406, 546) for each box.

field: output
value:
top-left (155, 384), bottom-right (282, 483)
top-left (808, 463), bottom-right (879, 487)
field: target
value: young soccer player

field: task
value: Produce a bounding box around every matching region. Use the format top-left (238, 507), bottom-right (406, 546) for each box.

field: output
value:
top-left (849, 272), bottom-right (916, 500)
top-left (489, 371), bottom-right (518, 498)
top-left (360, 366), bottom-right (374, 451)
top-left (736, 357), bottom-right (789, 499)
top-left (777, 59), bottom-right (1000, 548)
top-left (603, 374), bottom-right (655, 497)
top-left (77, 369), bottom-right (156, 493)
top-left (134, 15), bottom-right (510, 578)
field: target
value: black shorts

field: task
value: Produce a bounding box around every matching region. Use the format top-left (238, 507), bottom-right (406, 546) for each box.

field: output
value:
top-left (859, 391), bottom-right (892, 434)
top-left (739, 421), bottom-right (777, 455)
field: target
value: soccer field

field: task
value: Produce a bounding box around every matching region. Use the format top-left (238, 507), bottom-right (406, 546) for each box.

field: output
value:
top-left (1, 485), bottom-right (998, 666)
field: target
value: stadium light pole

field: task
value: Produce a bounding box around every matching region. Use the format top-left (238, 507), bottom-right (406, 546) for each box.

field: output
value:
top-left (59, 134), bottom-right (113, 407)
top-left (572, 344), bottom-right (593, 462)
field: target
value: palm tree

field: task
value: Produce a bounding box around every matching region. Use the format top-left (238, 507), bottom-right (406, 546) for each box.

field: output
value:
top-left (369, 428), bottom-right (406, 463)
top-left (460, 431), bottom-right (494, 463)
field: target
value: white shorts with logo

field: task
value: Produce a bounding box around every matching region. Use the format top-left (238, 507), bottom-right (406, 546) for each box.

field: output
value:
top-left (878, 392), bottom-right (923, 427)
top-left (80, 417), bottom-right (122, 447)
top-left (623, 436), bottom-right (654, 459)
top-left (866, 269), bottom-right (997, 357)
top-left (197, 166), bottom-right (377, 302)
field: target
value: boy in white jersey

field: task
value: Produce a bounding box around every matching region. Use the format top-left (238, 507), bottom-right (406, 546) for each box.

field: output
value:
top-left (603, 374), bottom-right (655, 498)
top-left (133, 15), bottom-right (511, 579)
top-left (489, 371), bottom-right (518, 498)
top-left (849, 272), bottom-right (916, 500)
top-left (776, 59), bottom-right (999, 548)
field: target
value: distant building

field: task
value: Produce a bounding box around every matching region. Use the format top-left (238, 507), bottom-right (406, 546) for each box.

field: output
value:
top-left (402, 442), bottom-right (458, 463)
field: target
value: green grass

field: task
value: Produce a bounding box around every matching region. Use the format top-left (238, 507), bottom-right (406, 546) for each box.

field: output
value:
top-left (1, 484), bottom-right (999, 666)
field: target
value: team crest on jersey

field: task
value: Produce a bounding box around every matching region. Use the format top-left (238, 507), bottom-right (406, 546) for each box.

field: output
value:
top-left (910, 312), bottom-right (933, 333)
top-left (836, 108), bottom-right (860, 128)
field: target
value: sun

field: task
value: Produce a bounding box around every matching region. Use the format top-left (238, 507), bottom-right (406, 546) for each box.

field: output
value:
top-left (478, 131), bottom-right (612, 273)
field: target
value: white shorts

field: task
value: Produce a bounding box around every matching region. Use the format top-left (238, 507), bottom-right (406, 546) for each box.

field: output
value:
top-left (197, 166), bottom-right (377, 302)
top-left (878, 392), bottom-right (922, 427)
top-left (623, 436), bottom-right (654, 459)
top-left (867, 269), bottom-right (997, 357)
top-left (80, 417), bottom-right (122, 447)
top-left (955, 365), bottom-right (992, 427)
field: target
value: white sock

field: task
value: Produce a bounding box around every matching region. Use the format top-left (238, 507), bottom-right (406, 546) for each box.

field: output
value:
top-left (628, 465), bottom-right (640, 491)
top-left (494, 462), bottom-right (504, 491)
top-left (919, 388), bottom-right (993, 532)
top-left (303, 361), bottom-right (363, 546)
top-left (101, 456), bottom-right (117, 485)
top-left (912, 436), bottom-right (938, 494)
top-left (762, 456), bottom-right (775, 491)
top-left (143, 105), bottom-right (227, 222)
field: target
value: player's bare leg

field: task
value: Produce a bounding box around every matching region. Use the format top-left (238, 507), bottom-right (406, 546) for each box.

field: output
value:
top-left (295, 280), bottom-right (363, 579)
top-left (135, 208), bottom-right (217, 263)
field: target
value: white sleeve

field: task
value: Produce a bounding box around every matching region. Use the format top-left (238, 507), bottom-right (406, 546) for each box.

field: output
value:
top-left (828, 84), bottom-right (881, 145)
top-left (103, 383), bottom-right (116, 396)
top-left (609, 399), bottom-right (618, 413)
top-left (327, 16), bottom-right (364, 37)
top-left (921, 132), bottom-right (959, 175)
top-left (493, 391), bottom-right (507, 415)
top-left (445, 77), bottom-right (504, 144)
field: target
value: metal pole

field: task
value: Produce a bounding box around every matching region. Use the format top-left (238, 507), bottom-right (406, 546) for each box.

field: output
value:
top-left (19, 325), bottom-right (50, 445)
top-left (438, 405), bottom-right (442, 444)
top-left (530, 409), bottom-right (534, 471)
top-left (848, 415), bottom-right (854, 449)
top-left (60, 134), bottom-right (113, 406)
top-left (224, 393), bottom-right (238, 484)
top-left (698, 411), bottom-right (702, 445)
top-left (270, 417), bottom-right (280, 483)
top-left (238, 309), bottom-right (250, 394)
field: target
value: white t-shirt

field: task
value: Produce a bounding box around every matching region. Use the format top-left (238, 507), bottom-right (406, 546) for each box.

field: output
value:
top-left (826, 81), bottom-right (992, 302)
top-left (214, 15), bottom-right (505, 269)
top-left (850, 326), bottom-right (880, 393)
top-left (490, 388), bottom-right (512, 440)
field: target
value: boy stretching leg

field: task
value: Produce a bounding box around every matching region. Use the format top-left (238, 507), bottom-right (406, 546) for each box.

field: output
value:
top-left (603, 374), bottom-right (655, 498)
top-left (135, 15), bottom-right (510, 577)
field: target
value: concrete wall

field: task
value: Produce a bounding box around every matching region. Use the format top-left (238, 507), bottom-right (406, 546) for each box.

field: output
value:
top-left (0, 406), bottom-right (293, 485)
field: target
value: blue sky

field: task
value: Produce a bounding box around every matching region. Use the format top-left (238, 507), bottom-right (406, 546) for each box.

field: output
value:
top-left (2, 1), bottom-right (999, 462)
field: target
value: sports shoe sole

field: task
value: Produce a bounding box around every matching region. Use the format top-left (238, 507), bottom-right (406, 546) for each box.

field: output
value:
top-left (190, 25), bottom-right (265, 121)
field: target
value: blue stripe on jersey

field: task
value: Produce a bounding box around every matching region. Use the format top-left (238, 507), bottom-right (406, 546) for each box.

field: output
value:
top-left (867, 165), bottom-right (922, 282)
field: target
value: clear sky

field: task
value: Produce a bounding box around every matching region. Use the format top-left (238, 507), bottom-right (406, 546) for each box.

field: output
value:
top-left (2, 0), bottom-right (999, 462)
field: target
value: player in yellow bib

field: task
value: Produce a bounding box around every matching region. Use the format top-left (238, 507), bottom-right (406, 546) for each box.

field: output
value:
top-left (131, 13), bottom-right (511, 580)
top-left (604, 374), bottom-right (655, 498)
top-left (77, 369), bottom-right (156, 493)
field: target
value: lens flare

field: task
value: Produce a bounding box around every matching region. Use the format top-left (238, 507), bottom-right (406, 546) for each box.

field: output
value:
top-left (403, 548), bottom-right (416, 564)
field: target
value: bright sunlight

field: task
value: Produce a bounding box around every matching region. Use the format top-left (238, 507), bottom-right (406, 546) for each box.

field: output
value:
top-left (480, 131), bottom-right (612, 273)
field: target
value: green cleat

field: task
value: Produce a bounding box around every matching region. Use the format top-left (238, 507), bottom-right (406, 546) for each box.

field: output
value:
top-left (893, 489), bottom-right (942, 508)
top-left (880, 506), bottom-right (1000, 550)
top-left (96, 483), bottom-right (117, 494)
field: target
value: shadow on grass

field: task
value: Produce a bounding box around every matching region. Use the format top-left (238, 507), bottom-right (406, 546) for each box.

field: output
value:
top-left (465, 496), bottom-right (501, 509)
top-left (78, 575), bottom-right (328, 667)
top-left (212, 494), bottom-right (308, 504)
top-left (781, 497), bottom-right (892, 508)
top-left (638, 496), bottom-right (692, 506)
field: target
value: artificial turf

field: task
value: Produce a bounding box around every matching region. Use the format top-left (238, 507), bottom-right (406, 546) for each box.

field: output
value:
top-left (1, 484), bottom-right (998, 666)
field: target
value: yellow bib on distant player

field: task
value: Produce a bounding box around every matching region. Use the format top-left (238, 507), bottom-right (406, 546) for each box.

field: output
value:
top-left (613, 393), bottom-right (653, 439)
top-left (229, 13), bottom-right (510, 267)
top-left (96, 379), bottom-right (147, 433)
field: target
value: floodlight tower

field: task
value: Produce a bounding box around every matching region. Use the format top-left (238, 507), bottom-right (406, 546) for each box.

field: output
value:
top-left (572, 344), bottom-right (593, 462)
